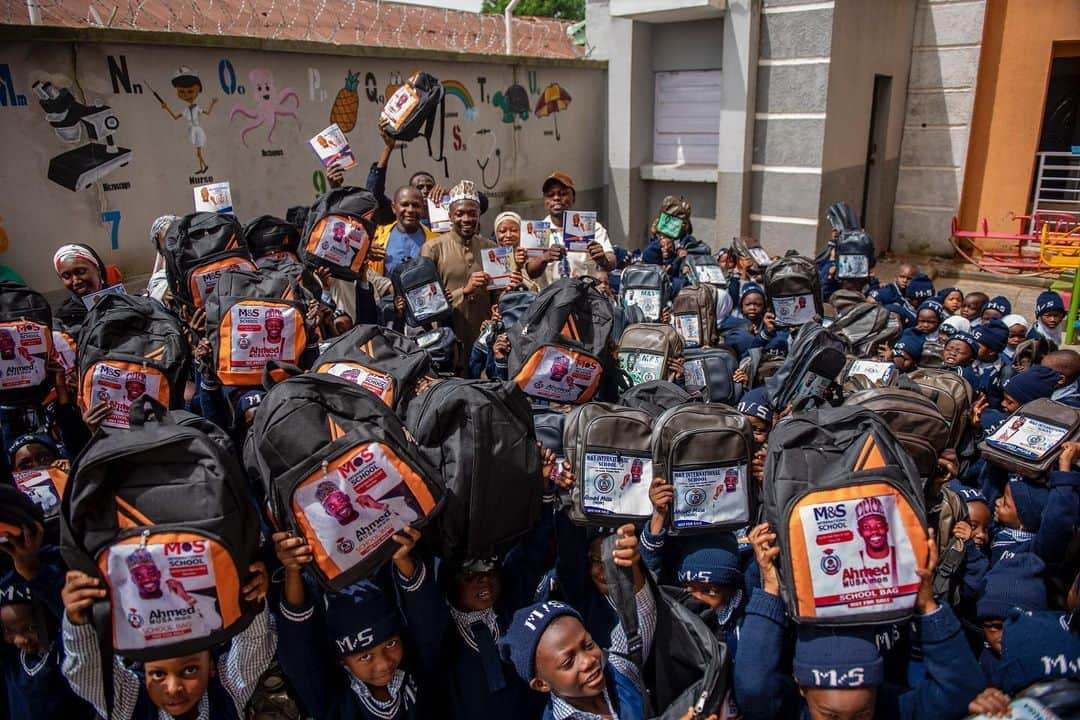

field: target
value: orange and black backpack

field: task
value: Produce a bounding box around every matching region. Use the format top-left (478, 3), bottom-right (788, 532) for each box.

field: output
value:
top-left (165, 212), bottom-right (256, 311)
top-left (0, 281), bottom-right (54, 405)
top-left (300, 187), bottom-right (378, 281)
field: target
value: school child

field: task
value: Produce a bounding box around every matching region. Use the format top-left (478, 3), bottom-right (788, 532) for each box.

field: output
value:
top-left (971, 318), bottom-right (1010, 406)
top-left (1030, 291), bottom-right (1066, 347)
top-left (51, 243), bottom-right (110, 335)
top-left (497, 523), bottom-right (657, 720)
top-left (948, 487), bottom-right (991, 607)
top-left (867, 263), bottom-right (917, 306)
top-left (976, 365), bottom-right (1063, 433)
top-left (974, 553), bottom-right (1049, 684)
top-left (60, 562), bottom-right (275, 720)
top-left (273, 527), bottom-right (441, 719)
top-left (905, 273), bottom-right (935, 306)
top-left (1041, 349), bottom-right (1080, 407)
top-left (889, 330), bottom-right (924, 373)
top-left (734, 524), bottom-right (985, 720)
top-left (939, 315), bottom-right (971, 339)
top-left (992, 610), bottom-right (1080, 693)
top-left (914, 300), bottom-right (945, 339)
top-left (942, 332), bottom-right (980, 387)
top-left (981, 296), bottom-right (1011, 325)
top-left (962, 292), bottom-right (989, 324)
top-left (1000, 314), bottom-right (1030, 364)
top-left (937, 287), bottom-right (964, 316)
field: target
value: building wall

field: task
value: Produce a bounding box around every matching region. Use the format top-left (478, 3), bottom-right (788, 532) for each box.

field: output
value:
top-left (0, 33), bottom-right (606, 292)
top-left (959, 0), bottom-right (1080, 234)
top-left (892, 0), bottom-right (986, 255)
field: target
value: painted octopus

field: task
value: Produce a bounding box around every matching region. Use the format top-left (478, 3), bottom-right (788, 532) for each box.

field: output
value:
top-left (229, 69), bottom-right (300, 147)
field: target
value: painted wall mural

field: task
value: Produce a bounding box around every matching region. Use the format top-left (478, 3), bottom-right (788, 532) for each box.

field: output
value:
top-left (0, 41), bottom-right (604, 291)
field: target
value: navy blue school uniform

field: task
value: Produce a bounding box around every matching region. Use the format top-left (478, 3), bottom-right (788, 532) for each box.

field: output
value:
top-left (543, 665), bottom-right (646, 720)
top-left (1052, 378), bottom-right (1080, 408)
top-left (989, 470), bottom-right (1080, 566)
top-left (641, 237), bottom-right (686, 294)
top-left (538, 513), bottom-right (617, 647)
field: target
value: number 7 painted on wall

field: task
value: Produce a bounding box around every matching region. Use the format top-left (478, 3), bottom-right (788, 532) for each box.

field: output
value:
top-left (102, 210), bottom-right (121, 249)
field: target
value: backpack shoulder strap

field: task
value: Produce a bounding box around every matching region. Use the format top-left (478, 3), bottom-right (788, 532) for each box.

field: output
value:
top-left (601, 533), bottom-right (643, 667)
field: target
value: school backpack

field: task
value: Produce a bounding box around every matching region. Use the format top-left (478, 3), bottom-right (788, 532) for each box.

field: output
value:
top-left (11, 459), bottom-right (69, 542)
top-left (830, 302), bottom-right (895, 359)
top-left (611, 302), bottom-right (647, 344)
top-left (835, 230), bottom-right (875, 281)
top-left (562, 402), bottom-right (655, 526)
top-left (60, 401), bottom-right (260, 660)
top-left (618, 380), bottom-right (695, 418)
top-left (507, 277), bottom-right (614, 405)
top-left (314, 324), bottom-right (430, 412)
top-left (843, 388), bottom-right (950, 480)
top-left (205, 269), bottom-right (312, 388)
top-left (763, 255), bottom-right (822, 328)
top-left (827, 289), bottom-right (867, 314)
top-left (744, 346), bottom-right (787, 388)
top-left (840, 358), bottom-right (898, 391)
top-left (907, 368), bottom-right (973, 452)
top-left (390, 256), bottom-right (451, 327)
top-left (683, 254), bottom-right (728, 288)
top-left (381, 72), bottom-right (445, 142)
top-left (0, 281), bottom-right (54, 404)
top-left (620, 265), bottom-right (671, 323)
top-left (930, 487), bottom-right (969, 606)
top-left (652, 404), bottom-right (754, 534)
top-left (77, 294), bottom-right (190, 429)
top-left (978, 398), bottom-right (1080, 479)
top-left (672, 284), bottom-right (718, 349)
top-left (763, 322), bottom-right (846, 411)
top-left (732, 235), bottom-right (772, 271)
top-left (682, 347), bottom-right (739, 406)
top-left (405, 378), bottom-right (542, 563)
top-left (415, 327), bottom-right (460, 376)
top-left (825, 201), bottom-right (861, 234)
top-left (300, 187), bottom-right (378, 280)
top-left (602, 534), bottom-right (729, 719)
top-left (165, 212), bottom-right (256, 310)
top-left (618, 323), bottom-right (684, 387)
top-left (762, 405), bottom-right (929, 625)
top-left (533, 408), bottom-right (567, 487)
top-left (250, 374), bottom-right (443, 589)
top-left (243, 215), bottom-right (301, 263)
top-left (919, 336), bottom-right (945, 368)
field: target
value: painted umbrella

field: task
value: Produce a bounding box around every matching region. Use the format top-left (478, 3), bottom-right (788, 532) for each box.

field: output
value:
top-left (535, 83), bottom-right (572, 141)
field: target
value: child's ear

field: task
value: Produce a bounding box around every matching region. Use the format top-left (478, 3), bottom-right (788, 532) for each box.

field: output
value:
top-left (529, 677), bottom-right (551, 693)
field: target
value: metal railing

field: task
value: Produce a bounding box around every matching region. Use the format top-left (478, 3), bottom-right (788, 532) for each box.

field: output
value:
top-left (1031, 151), bottom-right (1080, 232)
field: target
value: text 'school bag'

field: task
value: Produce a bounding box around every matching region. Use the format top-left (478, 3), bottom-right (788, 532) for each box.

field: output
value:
top-left (764, 322), bottom-right (846, 412)
top-left (381, 72), bottom-right (445, 143)
top-left (763, 405), bottom-right (929, 626)
top-left (683, 347), bottom-right (740, 405)
top-left (406, 378), bottom-right (543, 563)
top-left (61, 401), bottom-right (260, 661)
top-left (563, 402), bottom-right (655, 527)
top-left (979, 398), bottom-right (1080, 480)
top-left (619, 264), bottom-right (671, 324)
top-left (314, 324), bottom-right (431, 413)
top-left (508, 278), bottom-right (614, 405)
top-left (391, 256), bottom-right (452, 327)
top-left (652, 404), bottom-right (754, 535)
top-left (618, 323), bottom-right (683, 387)
top-left (251, 374), bottom-right (444, 590)
top-left (0, 281), bottom-right (54, 405)
top-left (672, 283), bottom-right (718, 349)
top-left (165, 212), bottom-right (256, 311)
top-left (77, 294), bottom-right (190, 430)
top-left (764, 255), bottom-right (823, 328)
top-left (301, 187), bottom-right (378, 281)
top-left (907, 368), bottom-right (973, 452)
top-left (205, 269), bottom-right (311, 388)
top-left (844, 388), bottom-right (951, 481)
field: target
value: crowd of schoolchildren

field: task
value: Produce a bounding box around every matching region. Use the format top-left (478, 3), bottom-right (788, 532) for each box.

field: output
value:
top-left (2, 123), bottom-right (1080, 720)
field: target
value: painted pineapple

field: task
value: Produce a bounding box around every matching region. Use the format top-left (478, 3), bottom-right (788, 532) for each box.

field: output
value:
top-left (330, 70), bottom-right (360, 133)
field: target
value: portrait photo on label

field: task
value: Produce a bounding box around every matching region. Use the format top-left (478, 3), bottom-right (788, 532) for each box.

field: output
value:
top-left (772, 293), bottom-right (816, 326)
top-left (986, 415), bottom-right (1070, 460)
top-left (315, 217), bottom-right (369, 267)
top-left (672, 465), bottom-right (747, 529)
top-left (582, 452), bottom-right (653, 518)
top-left (524, 346), bottom-right (600, 403)
top-left (89, 364), bottom-right (165, 429)
top-left (318, 362), bottom-right (394, 405)
top-left (226, 304), bottom-right (300, 371)
top-left (405, 282), bottom-right (449, 321)
top-left (623, 288), bottom-right (661, 321)
top-left (0, 322), bottom-right (49, 390)
top-left (619, 351), bottom-right (665, 386)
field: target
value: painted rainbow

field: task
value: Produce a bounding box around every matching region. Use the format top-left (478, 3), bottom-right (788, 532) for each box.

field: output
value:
top-left (443, 80), bottom-right (477, 121)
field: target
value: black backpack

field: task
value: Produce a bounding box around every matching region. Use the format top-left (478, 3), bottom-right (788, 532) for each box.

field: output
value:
top-left (619, 265), bottom-right (671, 323)
top-left (382, 72), bottom-right (445, 142)
top-left (507, 278), bottom-right (614, 405)
top-left (835, 230), bottom-right (875, 281)
top-left (243, 215), bottom-right (301, 262)
top-left (77, 294), bottom-right (190, 428)
top-left (405, 378), bottom-right (543, 563)
top-left (250, 374), bottom-right (443, 589)
top-left (683, 347), bottom-right (739, 405)
top-left (0, 281), bottom-right (53, 404)
top-left (314, 324), bottom-right (431, 412)
top-left (415, 327), bottom-right (460, 376)
top-left (831, 302), bottom-right (894, 358)
top-left (497, 287), bottom-right (538, 329)
top-left (763, 322), bottom-right (846, 411)
top-left (204, 269), bottom-right (312, 387)
top-left (683, 254), bottom-right (728, 288)
top-left (165, 212), bottom-right (255, 310)
top-left (825, 201), bottom-right (860, 234)
top-left (300, 187), bottom-right (378, 280)
top-left (533, 408), bottom-right (567, 485)
top-left (390, 256), bottom-right (451, 327)
top-left (763, 255), bottom-right (822, 328)
top-left (843, 388), bottom-right (951, 480)
top-left (762, 405), bottom-right (929, 626)
top-left (744, 347), bottom-right (788, 388)
top-left (618, 380), bottom-right (695, 417)
top-left (60, 401), bottom-right (260, 660)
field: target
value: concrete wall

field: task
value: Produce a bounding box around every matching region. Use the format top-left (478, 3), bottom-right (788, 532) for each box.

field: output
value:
top-left (0, 31), bottom-right (606, 292)
top-left (892, 0), bottom-right (985, 255)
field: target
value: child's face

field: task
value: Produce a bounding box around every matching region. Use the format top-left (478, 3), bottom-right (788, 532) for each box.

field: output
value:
top-left (967, 502), bottom-right (991, 547)
top-left (1008, 324), bottom-right (1028, 348)
top-left (801, 686), bottom-right (877, 720)
top-left (341, 635), bottom-right (404, 688)
top-left (587, 537), bottom-right (608, 595)
top-left (895, 266), bottom-right (916, 291)
top-left (961, 297), bottom-right (984, 321)
top-left (943, 340), bottom-right (973, 366)
top-left (942, 291), bottom-right (963, 314)
top-left (748, 417), bottom-right (770, 447)
top-left (741, 295), bottom-right (764, 321)
top-left (12, 442), bottom-right (57, 472)
top-left (530, 616), bottom-right (604, 700)
top-left (1, 603), bottom-right (40, 655)
top-left (1041, 310), bottom-right (1064, 330)
top-left (144, 651), bottom-right (212, 718)
top-left (683, 581), bottom-right (734, 611)
top-left (915, 310), bottom-right (939, 334)
top-left (1002, 393), bottom-right (1021, 414)
top-left (891, 352), bottom-right (914, 373)
top-left (982, 618), bottom-right (1004, 655)
top-left (981, 308), bottom-right (1003, 324)
top-left (993, 484), bottom-right (1021, 529)
top-left (977, 343), bottom-right (997, 362)
top-left (453, 570), bottom-right (502, 612)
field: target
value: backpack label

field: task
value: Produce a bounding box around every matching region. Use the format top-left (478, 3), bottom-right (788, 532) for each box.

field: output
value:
top-left (292, 443), bottom-right (436, 581)
top-left (684, 358), bottom-right (707, 389)
top-left (837, 254), bottom-right (869, 279)
top-left (219, 302), bottom-right (303, 383)
top-left (516, 346), bottom-right (602, 403)
top-left (793, 490), bottom-right (922, 619)
top-left (382, 84), bottom-right (421, 129)
top-left (749, 247), bottom-right (771, 266)
top-left (311, 216), bottom-right (370, 270)
top-left (12, 466), bottom-right (67, 519)
top-left (619, 351), bottom-right (665, 385)
top-left (773, 294), bottom-right (816, 326)
top-left (190, 257), bottom-right (257, 308)
top-left (582, 452), bottom-right (653, 517)
top-left (317, 362), bottom-right (395, 406)
top-left (0, 321), bottom-right (50, 391)
top-left (674, 314), bottom-right (702, 347)
top-left (623, 288), bottom-right (661, 322)
top-left (986, 415), bottom-right (1069, 460)
top-left (848, 360), bottom-right (895, 386)
top-left (85, 362), bottom-right (168, 429)
top-left (789, 370), bottom-right (832, 406)
top-left (51, 330), bottom-right (78, 388)
top-left (405, 282), bottom-right (449, 322)
top-left (106, 539), bottom-right (225, 651)
top-left (672, 465), bottom-right (747, 529)
top-left (694, 265), bottom-right (726, 286)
